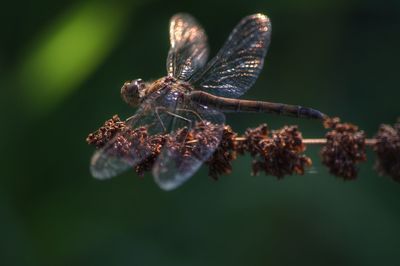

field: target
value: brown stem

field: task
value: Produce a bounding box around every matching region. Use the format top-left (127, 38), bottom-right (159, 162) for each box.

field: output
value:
top-left (300, 138), bottom-right (376, 145)
top-left (232, 137), bottom-right (377, 145)
top-left (302, 139), bottom-right (327, 144)
top-left (188, 137), bottom-right (377, 145)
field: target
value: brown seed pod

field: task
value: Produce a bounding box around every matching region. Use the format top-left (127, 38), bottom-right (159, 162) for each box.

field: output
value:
top-left (134, 134), bottom-right (168, 176)
top-left (321, 117), bottom-right (366, 180)
top-left (373, 119), bottom-right (400, 182)
top-left (86, 115), bottom-right (127, 148)
top-left (206, 125), bottom-right (238, 180)
top-left (234, 124), bottom-right (311, 178)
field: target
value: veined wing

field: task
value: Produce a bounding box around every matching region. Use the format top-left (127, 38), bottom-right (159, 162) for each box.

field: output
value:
top-left (152, 102), bottom-right (225, 191)
top-left (191, 14), bottom-right (271, 98)
top-left (167, 13), bottom-right (209, 81)
top-left (90, 99), bottom-right (176, 180)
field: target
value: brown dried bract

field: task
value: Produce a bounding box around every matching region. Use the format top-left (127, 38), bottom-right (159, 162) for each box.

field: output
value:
top-left (86, 115), bottom-right (168, 173)
top-left (237, 124), bottom-right (269, 156)
top-left (373, 119), bottom-right (400, 182)
top-left (160, 121), bottom-right (223, 174)
top-left (321, 117), bottom-right (366, 180)
top-left (240, 124), bottom-right (311, 178)
top-left (134, 134), bottom-right (168, 176)
top-left (86, 115), bottom-right (127, 148)
top-left (206, 125), bottom-right (238, 180)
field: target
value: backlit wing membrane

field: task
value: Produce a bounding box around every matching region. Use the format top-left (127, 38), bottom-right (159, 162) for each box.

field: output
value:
top-left (90, 113), bottom-right (149, 179)
top-left (191, 14), bottom-right (271, 98)
top-left (167, 13), bottom-right (209, 81)
top-left (152, 102), bottom-right (225, 191)
top-left (90, 98), bottom-right (176, 180)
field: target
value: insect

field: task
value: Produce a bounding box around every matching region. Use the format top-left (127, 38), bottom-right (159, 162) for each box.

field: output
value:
top-left (90, 13), bottom-right (327, 190)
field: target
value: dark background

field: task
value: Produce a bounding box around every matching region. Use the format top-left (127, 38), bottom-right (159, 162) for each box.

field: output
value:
top-left (1, 0), bottom-right (400, 265)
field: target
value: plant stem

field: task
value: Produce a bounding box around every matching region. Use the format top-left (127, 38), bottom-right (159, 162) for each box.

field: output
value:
top-left (232, 137), bottom-right (377, 145)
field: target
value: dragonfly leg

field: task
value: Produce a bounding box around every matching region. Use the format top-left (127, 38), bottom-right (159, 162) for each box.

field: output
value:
top-left (175, 108), bottom-right (203, 121)
top-left (154, 106), bottom-right (193, 132)
top-left (155, 107), bottom-right (167, 132)
top-left (164, 110), bottom-right (194, 145)
top-left (125, 114), bottom-right (138, 123)
top-left (164, 110), bottom-right (192, 125)
top-left (155, 107), bottom-right (194, 133)
top-left (125, 114), bottom-right (145, 126)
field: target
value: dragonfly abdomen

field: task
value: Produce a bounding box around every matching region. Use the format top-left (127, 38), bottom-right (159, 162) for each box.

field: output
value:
top-left (189, 91), bottom-right (327, 120)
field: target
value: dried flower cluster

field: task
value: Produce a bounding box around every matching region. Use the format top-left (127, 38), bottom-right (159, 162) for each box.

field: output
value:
top-left (159, 121), bottom-right (222, 176)
top-left (87, 115), bottom-right (400, 183)
top-left (86, 115), bottom-right (167, 174)
top-left (205, 125), bottom-right (238, 179)
top-left (321, 117), bottom-right (366, 180)
top-left (87, 115), bottom-right (127, 148)
top-left (237, 124), bottom-right (311, 178)
top-left (373, 119), bottom-right (400, 182)
top-left (133, 133), bottom-right (167, 176)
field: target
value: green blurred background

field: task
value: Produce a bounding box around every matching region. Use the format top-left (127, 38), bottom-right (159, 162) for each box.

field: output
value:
top-left (1, 0), bottom-right (400, 265)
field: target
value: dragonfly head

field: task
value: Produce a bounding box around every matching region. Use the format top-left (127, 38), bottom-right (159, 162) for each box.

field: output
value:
top-left (121, 79), bottom-right (146, 106)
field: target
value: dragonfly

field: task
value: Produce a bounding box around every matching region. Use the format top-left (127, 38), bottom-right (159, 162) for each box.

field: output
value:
top-left (90, 13), bottom-right (327, 190)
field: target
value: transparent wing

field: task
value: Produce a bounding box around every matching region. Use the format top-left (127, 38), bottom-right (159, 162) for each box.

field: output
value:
top-left (191, 14), bottom-right (271, 98)
top-left (167, 13), bottom-right (209, 81)
top-left (90, 99), bottom-right (177, 180)
top-left (152, 103), bottom-right (225, 191)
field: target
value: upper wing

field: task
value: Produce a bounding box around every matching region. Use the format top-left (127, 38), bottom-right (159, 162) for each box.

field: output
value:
top-left (166, 13), bottom-right (209, 81)
top-left (191, 14), bottom-right (271, 98)
top-left (152, 102), bottom-right (225, 191)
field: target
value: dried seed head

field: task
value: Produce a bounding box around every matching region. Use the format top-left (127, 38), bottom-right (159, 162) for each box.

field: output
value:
top-left (113, 135), bottom-right (132, 156)
top-left (323, 116), bottom-right (341, 129)
top-left (161, 121), bottom-right (224, 174)
top-left (238, 124), bottom-right (269, 156)
top-left (206, 125), bottom-right (238, 180)
top-left (187, 121), bottom-right (223, 157)
top-left (373, 119), bottom-right (400, 181)
top-left (321, 117), bottom-right (366, 180)
top-left (87, 115), bottom-right (168, 172)
top-left (134, 134), bottom-right (168, 176)
top-left (86, 115), bottom-right (127, 148)
top-left (240, 124), bottom-right (311, 178)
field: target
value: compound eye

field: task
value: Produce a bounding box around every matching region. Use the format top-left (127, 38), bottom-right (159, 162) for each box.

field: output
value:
top-left (133, 78), bottom-right (144, 89)
top-left (121, 78), bottom-right (144, 106)
top-left (122, 79), bottom-right (144, 95)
